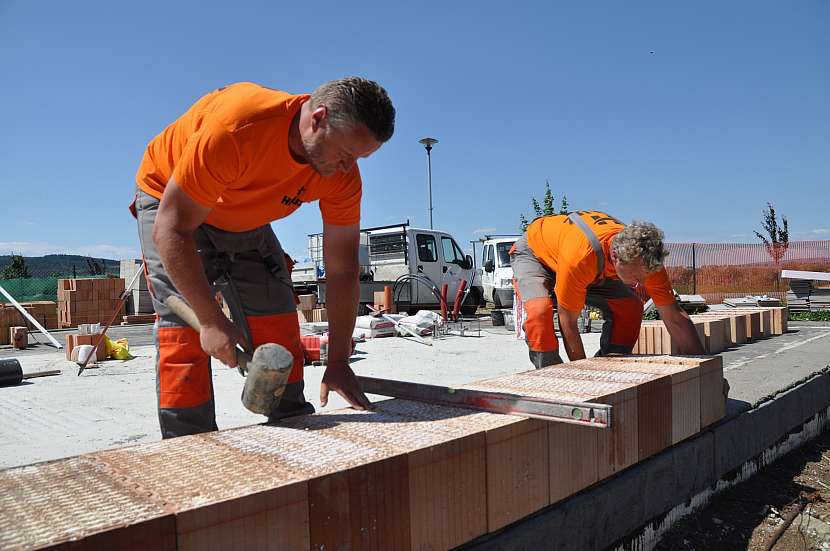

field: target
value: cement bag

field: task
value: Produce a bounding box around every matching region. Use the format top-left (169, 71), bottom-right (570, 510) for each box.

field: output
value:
top-left (354, 315), bottom-right (395, 330)
top-left (71, 345), bottom-right (97, 366)
top-left (354, 315), bottom-right (396, 338)
top-left (397, 310), bottom-right (440, 336)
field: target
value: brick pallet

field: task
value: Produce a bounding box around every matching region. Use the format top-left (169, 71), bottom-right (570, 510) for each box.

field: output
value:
top-left (0, 301), bottom-right (58, 345)
top-left (0, 355), bottom-right (724, 551)
top-left (57, 278), bottom-right (125, 328)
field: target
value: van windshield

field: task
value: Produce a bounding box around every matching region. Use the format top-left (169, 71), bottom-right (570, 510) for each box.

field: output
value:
top-left (497, 242), bottom-right (514, 267)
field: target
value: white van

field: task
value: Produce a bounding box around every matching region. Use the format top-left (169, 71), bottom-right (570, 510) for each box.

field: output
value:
top-left (294, 222), bottom-right (480, 314)
top-left (479, 236), bottom-right (518, 308)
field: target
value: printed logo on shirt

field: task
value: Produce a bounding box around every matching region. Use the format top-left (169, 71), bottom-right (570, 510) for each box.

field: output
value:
top-left (281, 185), bottom-right (307, 207)
top-left (566, 211), bottom-right (621, 226)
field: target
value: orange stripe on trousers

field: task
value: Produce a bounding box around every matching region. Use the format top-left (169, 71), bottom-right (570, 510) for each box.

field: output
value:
top-left (522, 296), bottom-right (559, 352)
top-left (247, 313), bottom-right (305, 383)
top-left (157, 327), bottom-right (212, 409)
top-left (606, 297), bottom-right (643, 348)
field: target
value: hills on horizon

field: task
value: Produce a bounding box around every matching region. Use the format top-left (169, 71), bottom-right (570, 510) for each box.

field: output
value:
top-left (0, 254), bottom-right (122, 277)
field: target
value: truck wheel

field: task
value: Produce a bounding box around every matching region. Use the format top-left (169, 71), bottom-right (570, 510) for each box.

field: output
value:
top-left (493, 291), bottom-right (502, 309)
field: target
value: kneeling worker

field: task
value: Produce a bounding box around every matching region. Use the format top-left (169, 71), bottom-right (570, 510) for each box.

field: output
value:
top-left (512, 210), bottom-right (704, 367)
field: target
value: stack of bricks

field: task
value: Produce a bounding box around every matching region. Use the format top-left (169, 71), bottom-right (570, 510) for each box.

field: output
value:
top-left (57, 278), bottom-right (125, 327)
top-left (0, 301), bottom-right (58, 345)
top-left (634, 306), bottom-right (788, 354)
top-left (297, 294), bottom-right (327, 323)
top-left (0, 354), bottom-right (725, 550)
top-left (64, 333), bottom-right (108, 362)
top-left (633, 319), bottom-right (706, 354)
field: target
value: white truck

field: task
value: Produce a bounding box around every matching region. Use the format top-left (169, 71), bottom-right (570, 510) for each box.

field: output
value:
top-left (292, 222), bottom-right (481, 315)
top-left (477, 235), bottom-right (519, 308)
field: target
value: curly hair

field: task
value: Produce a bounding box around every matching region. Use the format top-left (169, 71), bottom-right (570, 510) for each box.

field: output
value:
top-left (610, 221), bottom-right (669, 272)
top-left (309, 77), bottom-right (396, 143)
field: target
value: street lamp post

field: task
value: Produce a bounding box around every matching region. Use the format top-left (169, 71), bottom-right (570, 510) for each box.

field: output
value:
top-left (418, 137), bottom-right (438, 229)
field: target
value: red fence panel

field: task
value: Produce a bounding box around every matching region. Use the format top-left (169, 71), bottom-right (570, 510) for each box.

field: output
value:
top-left (662, 240), bottom-right (830, 304)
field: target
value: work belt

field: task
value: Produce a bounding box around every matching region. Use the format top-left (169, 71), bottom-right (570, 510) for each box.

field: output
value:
top-left (198, 225), bottom-right (291, 355)
top-left (129, 191), bottom-right (293, 356)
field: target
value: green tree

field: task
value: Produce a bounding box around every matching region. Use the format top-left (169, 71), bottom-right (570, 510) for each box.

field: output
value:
top-left (2, 254), bottom-right (30, 279)
top-left (754, 202), bottom-right (789, 290)
top-left (519, 180), bottom-right (570, 231)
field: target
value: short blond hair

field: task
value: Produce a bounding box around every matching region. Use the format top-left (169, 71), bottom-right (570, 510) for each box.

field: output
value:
top-left (611, 221), bottom-right (669, 272)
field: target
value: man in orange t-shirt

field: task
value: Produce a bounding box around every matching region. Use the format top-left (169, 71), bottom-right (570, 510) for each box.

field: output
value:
top-left (512, 211), bottom-right (704, 368)
top-left (132, 78), bottom-right (395, 438)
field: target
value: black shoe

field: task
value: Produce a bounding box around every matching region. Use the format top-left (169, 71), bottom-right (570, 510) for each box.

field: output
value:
top-left (266, 401), bottom-right (316, 423)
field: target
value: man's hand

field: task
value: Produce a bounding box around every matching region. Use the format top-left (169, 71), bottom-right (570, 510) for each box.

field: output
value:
top-left (199, 316), bottom-right (246, 368)
top-left (558, 306), bottom-right (587, 361)
top-left (657, 303), bottom-right (705, 355)
top-left (320, 360), bottom-right (373, 410)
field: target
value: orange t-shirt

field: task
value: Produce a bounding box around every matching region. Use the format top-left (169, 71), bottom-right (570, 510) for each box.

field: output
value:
top-left (135, 82), bottom-right (361, 232)
top-left (526, 211), bottom-right (676, 311)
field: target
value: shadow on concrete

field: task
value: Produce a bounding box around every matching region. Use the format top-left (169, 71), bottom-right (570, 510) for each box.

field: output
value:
top-left (726, 397), bottom-right (753, 417)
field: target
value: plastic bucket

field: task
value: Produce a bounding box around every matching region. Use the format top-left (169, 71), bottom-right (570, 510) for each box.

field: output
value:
top-left (490, 310), bottom-right (505, 326)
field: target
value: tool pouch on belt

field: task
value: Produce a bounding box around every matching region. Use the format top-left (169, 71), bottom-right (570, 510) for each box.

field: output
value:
top-left (195, 224), bottom-right (290, 356)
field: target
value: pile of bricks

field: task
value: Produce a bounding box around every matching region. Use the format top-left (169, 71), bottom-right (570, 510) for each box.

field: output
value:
top-left (297, 294), bottom-right (327, 323)
top-left (0, 301), bottom-right (58, 345)
top-left (122, 314), bottom-right (156, 325)
top-left (64, 333), bottom-right (108, 362)
top-left (57, 278), bottom-right (125, 327)
top-left (0, 354), bottom-right (724, 550)
top-left (633, 306), bottom-right (788, 355)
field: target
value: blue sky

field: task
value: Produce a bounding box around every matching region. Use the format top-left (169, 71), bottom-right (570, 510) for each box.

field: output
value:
top-left (1, 1), bottom-right (828, 262)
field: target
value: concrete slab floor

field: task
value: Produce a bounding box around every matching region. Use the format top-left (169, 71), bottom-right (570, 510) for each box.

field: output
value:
top-left (0, 321), bottom-right (828, 470)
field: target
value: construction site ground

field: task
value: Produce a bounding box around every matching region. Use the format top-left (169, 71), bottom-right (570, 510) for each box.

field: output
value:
top-left (1, 317), bottom-right (829, 550)
top-left (655, 429), bottom-right (830, 550)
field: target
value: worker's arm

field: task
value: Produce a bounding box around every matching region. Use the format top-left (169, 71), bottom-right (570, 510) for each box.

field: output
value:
top-left (657, 302), bottom-right (705, 354)
top-left (153, 180), bottom-right (244, 367)
top-left (319, 223), bottom-right (371, 410)
top-left (557, 306), bottom-right (586, 361)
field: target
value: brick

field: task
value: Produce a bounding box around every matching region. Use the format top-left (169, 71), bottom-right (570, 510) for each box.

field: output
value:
top-left (297, 294), bottom-right (316, 310)
top-left (700, 356), bottom-right (726, 428)
top-left (65, 334), bottom-right (107, 361)
top-left (311, 308), bottom-right (328, 323)
top-left (281, 401), bottom-right (489, 550)
top-left (691, 316), bottom-right (726, 354)
top-left (0, 456), bottom-right (174, 551)
top-left (10, 326), bottom-right (27, 349)
top-left (483, 418), bottom-right (549, 531)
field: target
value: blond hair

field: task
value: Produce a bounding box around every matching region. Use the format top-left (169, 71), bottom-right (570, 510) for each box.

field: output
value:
top-left (611, 221), bottom-right (669, 272)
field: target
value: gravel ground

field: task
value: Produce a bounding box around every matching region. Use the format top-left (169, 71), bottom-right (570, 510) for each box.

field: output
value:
top-left (655, 429), bottom-right (830, 551)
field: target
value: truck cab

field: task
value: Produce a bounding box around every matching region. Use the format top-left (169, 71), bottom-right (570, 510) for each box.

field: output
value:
top-left (479, 236), bottom-right (518, 308)
top-left (295, 222), bottom-right (480, 314)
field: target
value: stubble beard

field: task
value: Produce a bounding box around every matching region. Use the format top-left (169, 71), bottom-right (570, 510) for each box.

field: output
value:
top-left (301, 133), bottom-right (336, 177)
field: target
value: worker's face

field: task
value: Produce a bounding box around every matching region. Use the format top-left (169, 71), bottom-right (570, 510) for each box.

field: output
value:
top-left (303, 106), bottom-right (381, 177)
top-left (613, 256), bottom-right (650, 287)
